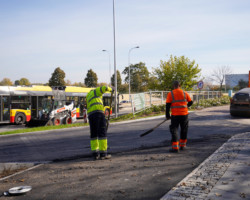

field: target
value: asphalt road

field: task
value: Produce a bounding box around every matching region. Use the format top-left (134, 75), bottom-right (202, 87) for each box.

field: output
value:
top-left (1, 105), bottom-right (250, 200)
top-left (0, 105), bottom-right (249, 163)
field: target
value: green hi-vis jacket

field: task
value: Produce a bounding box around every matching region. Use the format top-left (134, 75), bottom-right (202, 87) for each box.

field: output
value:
top-left (86, 86), bottom-right (112, 116)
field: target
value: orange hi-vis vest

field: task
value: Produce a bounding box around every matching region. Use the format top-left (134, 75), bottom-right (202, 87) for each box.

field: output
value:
top-left (166, 88), bottom-right (191, 116)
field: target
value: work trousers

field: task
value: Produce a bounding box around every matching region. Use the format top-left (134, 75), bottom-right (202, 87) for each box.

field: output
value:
top-left (169, 115), bottom-right (189, 143)
top-left (88, 112), bottom-right (108, 156)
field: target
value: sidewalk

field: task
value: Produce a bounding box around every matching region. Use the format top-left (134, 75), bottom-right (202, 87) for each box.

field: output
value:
top-left (161, 132), bottom-right (250, 200)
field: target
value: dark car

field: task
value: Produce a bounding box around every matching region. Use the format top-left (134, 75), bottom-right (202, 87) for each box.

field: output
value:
top-left (230, 88), bottom-right (250, 117)
top-left (119, 100), bottom-right (130, 104)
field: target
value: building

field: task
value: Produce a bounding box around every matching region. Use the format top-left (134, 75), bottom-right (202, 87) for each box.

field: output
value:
top-left (225, 74), bottom-right (249, 88)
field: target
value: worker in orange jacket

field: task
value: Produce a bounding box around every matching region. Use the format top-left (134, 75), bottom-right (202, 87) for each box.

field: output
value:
top-left (166, 81), bottom-right (193, 153)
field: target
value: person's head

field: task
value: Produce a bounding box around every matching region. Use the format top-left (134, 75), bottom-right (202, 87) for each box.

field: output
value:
top-left (173, 81), bottom-right (180, 89)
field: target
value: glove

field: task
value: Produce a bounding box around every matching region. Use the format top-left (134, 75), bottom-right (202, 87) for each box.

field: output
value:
top-left (106, 86), bottom-right (113, 93)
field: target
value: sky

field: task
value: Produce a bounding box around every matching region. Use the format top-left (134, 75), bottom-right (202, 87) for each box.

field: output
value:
top-left (0, 0), bottom-right (250, 84)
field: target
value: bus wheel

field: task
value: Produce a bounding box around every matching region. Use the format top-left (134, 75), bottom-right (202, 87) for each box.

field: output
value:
top-left (65, 116), bottom-right (72, 124)
top-left (53, 117), bottom-right (61, 126)
top-left (105, 108), bottom-right (110, 116)
top-left (15, 113), bottom-right (26, 125)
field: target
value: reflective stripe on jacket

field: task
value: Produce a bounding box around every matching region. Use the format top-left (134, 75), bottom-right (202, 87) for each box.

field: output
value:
top-left (166, 88), bottom-right (191, 116)
top-left (86, 86), bottom-right (112, 116)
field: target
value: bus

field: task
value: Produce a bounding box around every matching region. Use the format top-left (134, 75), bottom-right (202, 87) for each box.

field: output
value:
top-left (0, 85), bottom-right (113, 125)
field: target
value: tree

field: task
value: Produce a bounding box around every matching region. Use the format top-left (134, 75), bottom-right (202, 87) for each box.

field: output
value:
top-left (210, 66), bottom-right (232, 91)
top-left (19, 78), bottom-right (31, 86)
top-left (84, 69), bottom-right (98, 87)
top-left (119, 84), bottom-right (129, 93)
top-left (153, 55), bottom-right (201, 91)
top-left (122, 62), bottom-right (150, 92)
top-left (72, 82), bottom-right (85, 87)
top-left (14, 80), bottom-right (20, 85)
top-left (111, 70), bottom-right (122, 91)
top-left (97, 82), bottom-right (108, 87)
top-left (48, 67), bottom-right (66, 86)
top-left (65, 79), bottom-right (72, 86)
top-left (237, 79), bottom-right (248, 90)
top-left (148, 76), bottom-right (160, 91)
top-left (0, 78), bottom-right (13, 86)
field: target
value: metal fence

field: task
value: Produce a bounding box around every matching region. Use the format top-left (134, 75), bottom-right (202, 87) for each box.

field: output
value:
top-left (143, 91), bottom-right (221, 106)
top-left (128, 91), bottom-right (222, 115)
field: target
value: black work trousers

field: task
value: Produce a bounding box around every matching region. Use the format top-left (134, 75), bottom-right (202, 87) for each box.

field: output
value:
top-left (88, 112), bottom-right (107, 139)
top-left (169, 115), bottom-right (189, 142)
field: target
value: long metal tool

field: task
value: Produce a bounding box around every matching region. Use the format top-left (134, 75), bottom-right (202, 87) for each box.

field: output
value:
top-left (140, 118), bottom-right (168, 137)
top-left (106, 91), bottom-right (114, 131)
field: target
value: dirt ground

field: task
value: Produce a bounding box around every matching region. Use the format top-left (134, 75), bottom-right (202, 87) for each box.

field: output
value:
top-left (0, 134), bottom-right (230, 200)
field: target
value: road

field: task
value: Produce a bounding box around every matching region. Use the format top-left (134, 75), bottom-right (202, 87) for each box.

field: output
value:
top-left (0, 105), bottom-right (250, 200)
top-left (0, 105), bottom-right (249, 163)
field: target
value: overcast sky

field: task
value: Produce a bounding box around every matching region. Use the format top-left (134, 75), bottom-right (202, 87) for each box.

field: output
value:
top-left (0, 0), bottom-right (250, 84)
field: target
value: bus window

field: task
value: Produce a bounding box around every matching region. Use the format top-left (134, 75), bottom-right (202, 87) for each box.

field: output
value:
top-left (11, 96), bottom-right (30, 110)
top-left (2, 96), bottom-right (10, 121)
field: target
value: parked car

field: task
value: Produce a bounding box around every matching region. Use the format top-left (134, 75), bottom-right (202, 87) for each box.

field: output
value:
top-left (230, 88), bottom-right (250, 117)
top-left (119, 100), bottom-right (130, 104)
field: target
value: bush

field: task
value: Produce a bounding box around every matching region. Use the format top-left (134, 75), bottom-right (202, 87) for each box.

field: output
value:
top-left (190, 96), bottom-right (230, 109)
top-left (112, 96), bottom-right (231, 122)
top-left (151, 105), bottom-right (161, 112)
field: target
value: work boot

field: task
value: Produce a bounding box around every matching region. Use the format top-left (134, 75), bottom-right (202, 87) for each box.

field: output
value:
top-left (169, 148), bottom-right (179, 153)
top-left (180, 146), bottom-right (187, 151)
top-left (93, 152), bottom-right (100, 160)
top-left (100, 154), bottom-right (112, 160)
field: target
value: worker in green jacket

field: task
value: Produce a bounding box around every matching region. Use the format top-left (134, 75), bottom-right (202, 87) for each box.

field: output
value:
top-left (86, 85), bottom-right (113, 160)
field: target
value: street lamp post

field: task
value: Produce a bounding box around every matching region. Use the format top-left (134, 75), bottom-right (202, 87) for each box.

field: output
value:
top-left (102, 50), bottom-right (111, 86)
top-left (128, 46), bottom-right (139, 101)
top-left (113, 0), bottom-right (118, 117)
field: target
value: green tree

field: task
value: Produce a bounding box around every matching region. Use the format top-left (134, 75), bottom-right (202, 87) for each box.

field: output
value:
top-left (148, 76), bottom-right (160, 90)
top-left (48, 67), bottom-right (66, 86)
top-left (84, 69), bottom-right (98, 87)
top-left (122, 62), bottom-right (150, 92)
top-left (237, 79), bottom-right (248, 90)
top-left (72, 82), bottom-right (85, 87)
top-left (111, 70), bottom-right (122, 91)
top-left (119, 84), bottom-right (129, 93)
top-left (0, 78), bottom-right (13, 86)
top-left (14, 80), bottom-right (20, 85)
top-left (97, 82), bottom-right (108, 87)
top-left (19, 78), bottom-right (31, 86)
top-left (153, 55), bottom-right (201, 90)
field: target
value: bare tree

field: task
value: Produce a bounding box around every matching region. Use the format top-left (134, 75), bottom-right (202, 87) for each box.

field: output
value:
top-left (210, 66), bottom-right (232, 91)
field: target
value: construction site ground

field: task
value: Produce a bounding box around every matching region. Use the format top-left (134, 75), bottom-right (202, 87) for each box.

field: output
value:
top-left (0, 105), bottom-right (249, 200)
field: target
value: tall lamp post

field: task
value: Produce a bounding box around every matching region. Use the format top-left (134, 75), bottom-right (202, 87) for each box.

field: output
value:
top-left (102, 50), bottom-right (111, 86)
top-left (113, 0), bottom-right (118, 117)
top-left (128, 46), bottom-right (139, 101)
